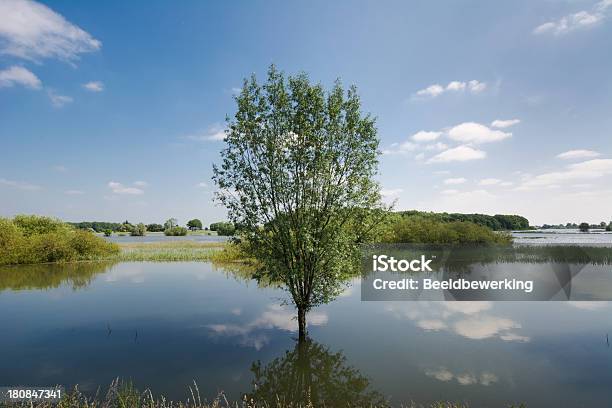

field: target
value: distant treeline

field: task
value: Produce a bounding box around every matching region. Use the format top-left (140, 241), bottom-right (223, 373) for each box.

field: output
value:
top-left (397, 211), bottom-right (530, 231)
top-left (70, 220), bottom-right (238, 236)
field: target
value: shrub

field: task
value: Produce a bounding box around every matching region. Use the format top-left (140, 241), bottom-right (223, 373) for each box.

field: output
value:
top-left (145, 223), bottom-right (164, 232)
top-left (385, 216), bottom-right (512, 245)
top-left (164, 226), bottom-right (188, 236)
top-left (579, 222), bottom-right (590, 232)
top-left (210, 221), bottom-right (236, 236)
top-left (0, 215), bottom-right (119, 265)
top-left (130, 223), bottom-right (147, 236)
top-left (103, 229), bottom-right (113, 237)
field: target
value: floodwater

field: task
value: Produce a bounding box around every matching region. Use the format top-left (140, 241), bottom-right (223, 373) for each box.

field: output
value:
top-left (1, 257), bottom-right (611, 407)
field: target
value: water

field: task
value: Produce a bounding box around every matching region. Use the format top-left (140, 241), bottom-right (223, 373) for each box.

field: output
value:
top-left (513, 229), bottom-right (612, 246)
top-left (1, 260), bottom-right (612, 407)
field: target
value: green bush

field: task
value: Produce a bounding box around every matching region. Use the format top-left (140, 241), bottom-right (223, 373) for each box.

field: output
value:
top-left (0, 215), bottom-right (119, 265)
top-left (385, 216), bottom-right (512, 245)
top-left (103, 229), bottom-right (113, 237)
top-left (130, 223), bottom-right (147, 236)
top-left (164, 226), bottom-right (188, 236)
top-left (209, 221), bottom-right (236, 236)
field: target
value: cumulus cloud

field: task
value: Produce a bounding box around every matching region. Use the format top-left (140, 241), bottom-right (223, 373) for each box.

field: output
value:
top-left (0, 65), bottom-right (41, 89)
top-left (557, 149), bottom-right (601, 160)
top-left (414, 80), bottom-right (487, 99)
top-left (83, 81), bottom-right (103, 92)
top-left (47, 89), bottom-right (72, 107)
top-left (196, 182), bottom-right (208, 188)
top-left (534, 0), bottom-right (612, 36)
top-left (519, 159), bottom-right (612, 189)
top-left (0, 177), bottom-right (41, 190)
top-left (108, 181), bottom-right (144, 195)
top-left (183, 124), bottom-right (226, 142)
top-left (444, 177), bottom-right (467, 185)
top-left (0, 0), bottom-right (101, 63)
top-left (491, 119), bottom-right (520, 129)
top-left (412, 130), bottom-right (442, 142)
top-left (447, 122), bottom-right (512, 144)
top-left (428, 145), bottom-right (487, 163)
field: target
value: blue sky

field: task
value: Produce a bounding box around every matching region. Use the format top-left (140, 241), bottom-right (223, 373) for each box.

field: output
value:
top-left (1, 0), bottom-right (612, 226)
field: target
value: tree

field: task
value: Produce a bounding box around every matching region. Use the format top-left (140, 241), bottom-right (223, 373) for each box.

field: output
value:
top-left (579, 222), bottom-right (590, 232)
top-left (187, 218), bottom-right (203, 231)
top-left (145, 223), bottom-right (164, 232)
top-left (607, 222), bottom-right (612, 232)
top-left (209, 221), bottom-right (235, 236)
top-left (130, 223), bottom-right (146, 236)
top-left (213, 66), bottom-right (383, 340)
top-left (164, 218), bottom-right (178, 230)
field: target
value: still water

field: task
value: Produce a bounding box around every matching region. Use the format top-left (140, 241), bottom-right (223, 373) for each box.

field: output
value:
top-left (1, 261), bottom-right (611, 407)
top-left (513, 229), bottom-right (612, 246)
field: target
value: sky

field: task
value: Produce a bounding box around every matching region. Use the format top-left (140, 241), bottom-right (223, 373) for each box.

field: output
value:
top-left (1, 0), bottom-right (612, 226)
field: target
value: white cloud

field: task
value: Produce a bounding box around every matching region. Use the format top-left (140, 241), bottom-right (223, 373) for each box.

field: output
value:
top-left (428, 145), bottom-right (487, 163)
top-left (133, 181), bottom-right (148, 187)
top-left (566, 301), bottom-right (608, 311)
top-left (414, 80), bottom-right (486, 99)
top-left (533, 1), bottom-right (612, 36)
top-left (52, 164), bottom-right (67, 172)
top-left (47, 89), bottom-right (72, 107)
top-left (519, 159), bottom-right (612, 189)
top-left (108, 181), bottom-right (144, 195)
top-left (381, 188), bottom-right (403, 200)
top-left (479, 178), bottom-right (501, 186)
top-left (424, 142), bottom-right (449, 151)
top-left (447, 122), bottom-right (512, 144)
top-left (64, 189), bottom-right (83, 195)
top-left (491, 119), bottom-right (520, 129)
top-left (467, 80), bottom-right (487, 93)
top-left (0, 0), bottom-right (101, 63)
top-left (183, 124), bottom-right (226, 142)
top-left (0, 177), bottom-right (41, 190)
top-left (441, 189), bottom-right (459, 195)
top-left (83, 81), bottom-right (103, 92)
top-left (382, 140), bottom-right (418, 155)
top-left (196, 182), bottom-right (208, 188)
top-left (412, 130), bottom-right (442, 142)
top-left (415, 84), bottom-right (444, 98)
top-left (414, 152), bottom-right (425, 161)
top-left (0, 65), bottom-right (41, 89)
top-left (557, 149), bottom-right (601, 160)
top-left (453, 315), bottom-right (524, 340)
top-left (444, 177), bottom-right (467, 185)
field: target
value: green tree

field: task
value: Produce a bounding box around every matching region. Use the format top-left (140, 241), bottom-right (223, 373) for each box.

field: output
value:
top-left (164, 218), bottom-right (178, 230)
top-left (209, 221), bottom-right (236, 236)
top-left (579, 222), bottom-right (590, 232)
top-left (130, 223), bottom-right (146, 236)
top-left (145, 223), bottom-right (164, 232)
top-left (186, 218), bottom-right (203, 231)
top-left (213, 66), bottom-right (383, 339)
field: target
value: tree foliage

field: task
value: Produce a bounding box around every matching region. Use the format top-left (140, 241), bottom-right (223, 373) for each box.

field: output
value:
top-left (213, 66), bottom-right (383, 337)
top-left (187, 219), bottom-right (203, 230)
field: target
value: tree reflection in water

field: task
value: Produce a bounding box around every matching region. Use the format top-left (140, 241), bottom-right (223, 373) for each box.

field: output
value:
top-left (247, 338), bottom-right (388, 407)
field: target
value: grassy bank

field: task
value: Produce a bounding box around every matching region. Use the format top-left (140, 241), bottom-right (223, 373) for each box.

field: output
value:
top-left (115, 241), bottom-right (227, 262)
top-left (0, 381), bottom-right (486, 408)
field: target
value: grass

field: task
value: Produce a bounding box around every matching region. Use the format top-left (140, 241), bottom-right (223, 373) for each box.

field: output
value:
top-left (114, 241), bottom-right (227, 262)
top-left (0, 380), bottom-right (487, 408)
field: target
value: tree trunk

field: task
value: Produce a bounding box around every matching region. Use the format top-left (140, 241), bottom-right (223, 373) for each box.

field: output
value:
top-left (297, 307), bottom-right (307, 341)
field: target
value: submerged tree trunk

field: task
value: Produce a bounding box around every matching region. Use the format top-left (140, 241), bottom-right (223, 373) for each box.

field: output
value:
top-left (297, 307), bottom-right (307, 341)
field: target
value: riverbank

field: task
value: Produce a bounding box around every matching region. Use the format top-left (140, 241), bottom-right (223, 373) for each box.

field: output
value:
top-left (0, 381), bottom-right (478, 408)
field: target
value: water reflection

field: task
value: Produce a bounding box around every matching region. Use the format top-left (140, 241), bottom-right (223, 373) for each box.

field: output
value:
top-left (0, 261), bottom-right (116, 291)
top-left (247, 339), bottom-right (387, 407)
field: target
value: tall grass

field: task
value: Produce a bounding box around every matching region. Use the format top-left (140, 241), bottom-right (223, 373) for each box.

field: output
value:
top-left (0, 379), bottom-right (477, 408)
top-left (116, 242), bottom-right (225, 262)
